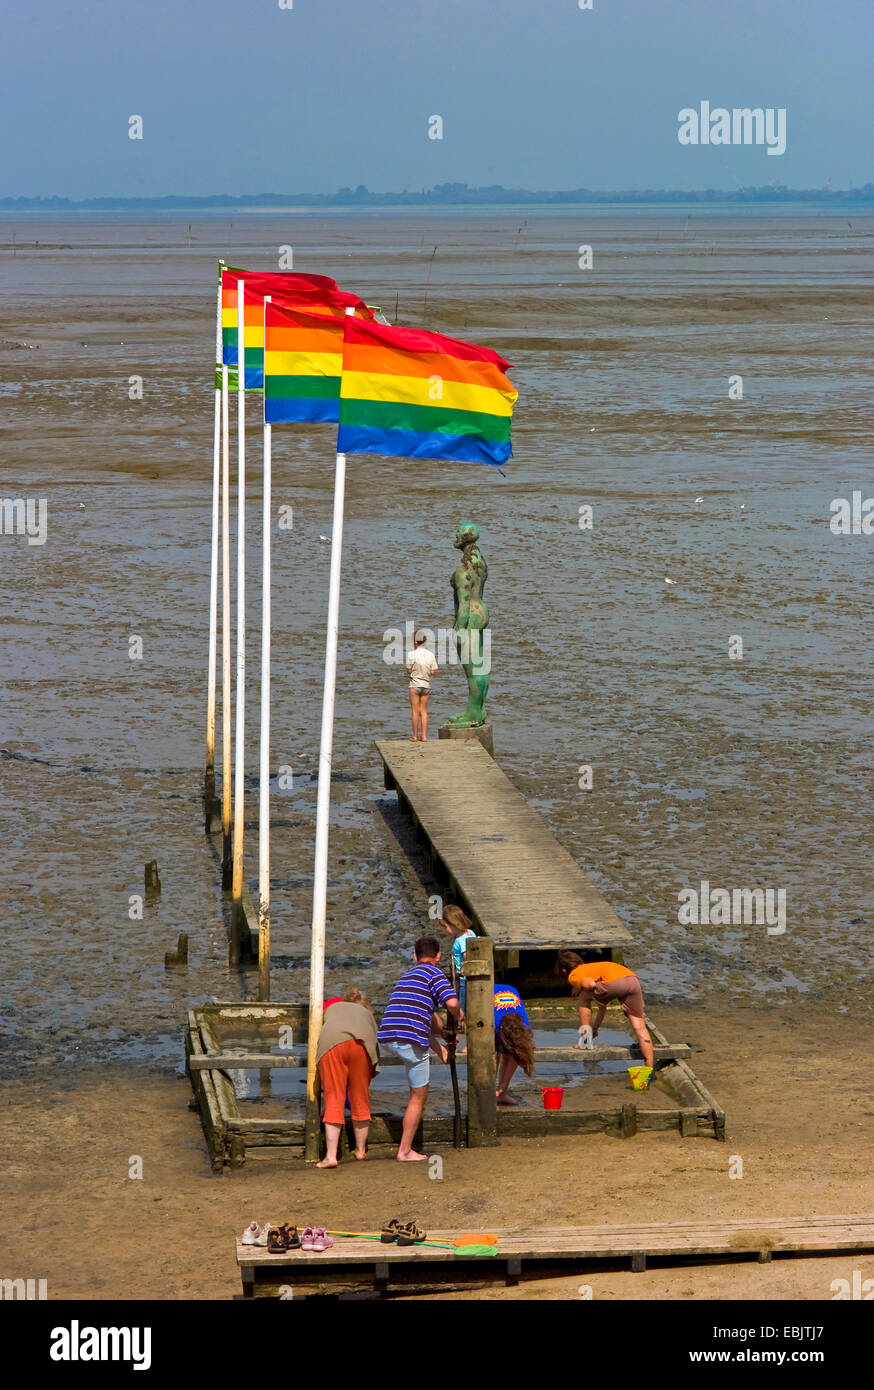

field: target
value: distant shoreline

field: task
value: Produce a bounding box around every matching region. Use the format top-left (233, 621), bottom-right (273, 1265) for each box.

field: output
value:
top-left (1, 182), bottom-right (872, 213)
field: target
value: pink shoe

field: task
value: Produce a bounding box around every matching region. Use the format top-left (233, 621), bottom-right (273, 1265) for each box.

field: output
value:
top-left (311, 1227), bottom-right (334, 1252)
top-left (300, 1227), bottom-right (316, 1251)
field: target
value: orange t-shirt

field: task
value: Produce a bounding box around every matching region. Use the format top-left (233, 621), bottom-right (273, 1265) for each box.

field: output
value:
top-left (568, 961), bottom-right (634, 987)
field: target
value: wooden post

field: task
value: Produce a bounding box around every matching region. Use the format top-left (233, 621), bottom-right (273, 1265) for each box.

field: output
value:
top-left (463, 936), bottom-right (497, 1147)
top-left (144, 861), bottom-right (161, 896)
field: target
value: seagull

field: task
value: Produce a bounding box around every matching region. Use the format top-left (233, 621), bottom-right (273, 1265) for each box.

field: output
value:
top-left (695, 496), bottom-right (704, 504)
top-left (319, 534), bottom-right (329, 543)
top-left (78, 502), bottom-right (85, 509)
top-left (664, 576), bottom-right (676, 586)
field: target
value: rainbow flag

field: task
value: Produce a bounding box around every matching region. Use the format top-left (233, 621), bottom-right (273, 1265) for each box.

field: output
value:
top-left (263, 301), bottom-right (345, 424)
top-left (337, 319), bottom-right (516, 466)
top-left (220, 267), bottom-right (370, 387)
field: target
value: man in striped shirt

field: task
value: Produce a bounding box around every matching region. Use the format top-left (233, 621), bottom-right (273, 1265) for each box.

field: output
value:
top-left (378, 937), bottom-right (464, 1161)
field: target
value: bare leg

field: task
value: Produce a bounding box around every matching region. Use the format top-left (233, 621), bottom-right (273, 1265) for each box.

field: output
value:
top-left (629, 1014), bottom-right (654, 1068)
top-left (316, 1122), bottom-right (342, 1168)
top-left (496, 1053), bottom-right (519, 1104)
top-left (352, 1121), bottom-right (369, 1159)
top-left (420, 692), bottom-right (430, 741)
top-left (397, 1085), bottom-right (429, 1159)
top-left (409, 688), bottom-right (419, 739)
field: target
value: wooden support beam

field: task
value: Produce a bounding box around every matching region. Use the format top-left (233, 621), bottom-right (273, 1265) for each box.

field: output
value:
top-left (189, 1041), bottom-right (690, 1070)
top-left (463, 937), bottom-right (497, 1147)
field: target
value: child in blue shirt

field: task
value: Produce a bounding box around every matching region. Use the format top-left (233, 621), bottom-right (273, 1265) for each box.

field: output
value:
top-left (441, 904), bottom-right (477, 1007)
top-left (494, 984), bottom-right (535, 1105)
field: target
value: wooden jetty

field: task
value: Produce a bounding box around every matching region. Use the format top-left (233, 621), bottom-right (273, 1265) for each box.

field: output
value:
top-left (186, 734), bottom-right (725, 1168)
top-left (376, 738), bottom-right (631, 988)
top-left (236, 1214), bottom-right (874, 1298)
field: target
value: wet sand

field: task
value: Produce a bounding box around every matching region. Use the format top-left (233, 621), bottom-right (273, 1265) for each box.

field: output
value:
top-left (1, 209), bottom-right (872, 1298)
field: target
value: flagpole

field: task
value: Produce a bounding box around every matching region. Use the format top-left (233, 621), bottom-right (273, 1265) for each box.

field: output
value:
top-left (204, 271), bottom-right (223, 811)
top-left (230, 277), bottom-right (247, 962)
top-left (258, 296), bottom-right (272, 1001)
top-left (220, 364), bottom-right (233, 889)
top-left (205, 382), bottom-right (220, 808)
top-left (304, 303), bottom-right (355, 1162)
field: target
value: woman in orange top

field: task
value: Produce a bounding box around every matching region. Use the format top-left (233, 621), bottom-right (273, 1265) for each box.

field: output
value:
top-left (555, 951), bottom-right (654, 1068)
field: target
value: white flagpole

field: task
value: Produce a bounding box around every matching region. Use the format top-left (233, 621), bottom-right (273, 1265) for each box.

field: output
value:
top-left (230, 277), bottom-right (247, 961)
top-left (221, 362), bottom-right (232, 887)
top-left (204, 271), bottom-right (223, 810)
top-left (304, 303), bottom-right (355, 1161)
top-left (258, 295), bottom-right (272, 1001)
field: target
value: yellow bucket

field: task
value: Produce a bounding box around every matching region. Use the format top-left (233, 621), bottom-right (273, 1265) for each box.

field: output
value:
top-left (628, 1065), bottom-right (653, 1092)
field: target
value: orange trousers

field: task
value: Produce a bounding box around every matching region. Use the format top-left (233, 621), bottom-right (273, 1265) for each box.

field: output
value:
top-left (318, 1039), bottom-right (373, 1124)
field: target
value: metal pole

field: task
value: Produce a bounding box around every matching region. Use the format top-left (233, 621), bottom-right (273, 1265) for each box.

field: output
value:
top-left (258, 298), bottom-right (272, 1000)
top-left (220, 365), bottom-right (233, 888)
top-left (304, 449), bottom-right (348, 1160)
top-left (230, 277), bottom-right (247, 961)
top-left (204, 286), bottom-right (222, 807)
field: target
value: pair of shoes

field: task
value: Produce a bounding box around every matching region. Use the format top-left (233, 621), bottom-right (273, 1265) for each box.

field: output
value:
top-left (266, 1224), bottom-right (301, 1254)
top-left (241, 1221), bottom-right (271, 1247)
top-left (301, 1227), bottom-right (333, 1252)
top-left (381, 1218), bottom-right (427, 1246)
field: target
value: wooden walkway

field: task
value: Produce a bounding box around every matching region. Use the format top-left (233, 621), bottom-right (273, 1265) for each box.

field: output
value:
top-left (237, 1214), bottom-right (874, 1297)
top-left (376, 739), bottom-right (631, 957)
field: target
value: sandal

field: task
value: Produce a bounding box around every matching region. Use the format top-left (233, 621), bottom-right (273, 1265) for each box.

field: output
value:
top-left (266, 1227), bottom-right (287, 1254)
top-left (396, 1221), bottom-right (427, 1246)
top-left (280, 1224), bottom-right (301, 1250)
top-left (380, 1219), bottom-right (402, 1244)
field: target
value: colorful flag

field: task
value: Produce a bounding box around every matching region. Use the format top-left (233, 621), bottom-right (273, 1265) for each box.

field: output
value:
top-left (263, 301), bottom-right (345, 424)
top-left (337, 319), bottom-right (516, 466)
top-left (220, 267), bottom-right (371, 387)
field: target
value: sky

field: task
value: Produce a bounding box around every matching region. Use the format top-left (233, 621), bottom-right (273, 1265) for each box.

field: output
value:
top-left (1, 0), bottom-right (871, 199)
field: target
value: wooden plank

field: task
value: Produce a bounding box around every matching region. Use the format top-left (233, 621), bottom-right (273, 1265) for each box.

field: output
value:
top-left (237, 1215), bottom-right (874, 1278)
top-left (190, 1041), bottom-right (690, 1070)
top-left (197, 1012), bottom-right (244, 1153)
top-left (185, 1011), bottom-right (226, 1171)
top-left (375, 739), bottom-right (631, 953)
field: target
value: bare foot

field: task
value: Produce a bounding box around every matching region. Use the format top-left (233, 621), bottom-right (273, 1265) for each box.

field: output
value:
top-left (315, 1158), bottom-right (338, 1168)
top-left (496, 1091), bottom-right (520, 1106)
top-left (353, 1150), bottom-right (367, 1160)
top-left (397, 1149), bottom-right (428, 1161)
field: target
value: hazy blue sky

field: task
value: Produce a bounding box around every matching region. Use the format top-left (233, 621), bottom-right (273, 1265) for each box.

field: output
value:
top-left (1, 0), bottom-right (871, 198)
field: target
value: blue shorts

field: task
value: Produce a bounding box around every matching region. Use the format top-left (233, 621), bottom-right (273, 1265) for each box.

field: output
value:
top-left (381, 1040), bottom-right (430, 1088)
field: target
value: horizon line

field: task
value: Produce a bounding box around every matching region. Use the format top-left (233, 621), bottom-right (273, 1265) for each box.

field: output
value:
top-left (1, 181), bottom-right (873, 212)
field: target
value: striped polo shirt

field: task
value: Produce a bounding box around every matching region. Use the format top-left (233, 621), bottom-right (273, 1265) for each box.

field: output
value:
top-left (377, 963), bottom-right (456, 1047)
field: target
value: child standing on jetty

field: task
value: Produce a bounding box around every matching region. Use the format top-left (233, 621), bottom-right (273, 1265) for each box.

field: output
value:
top-left (406, 629), bottom-right (438, 741)
top-left (555, 951), bottom-right (655, 1070)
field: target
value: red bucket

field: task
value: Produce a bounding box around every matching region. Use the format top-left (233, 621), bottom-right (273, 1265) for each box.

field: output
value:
top-left (541, 1086), bottom-right (565, 1111)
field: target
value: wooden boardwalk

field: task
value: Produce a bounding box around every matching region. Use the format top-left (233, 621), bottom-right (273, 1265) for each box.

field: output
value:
top-left (237, 1214), bottom-right (874, 1297)
top-left (376, 739), bottom-right (631, 957)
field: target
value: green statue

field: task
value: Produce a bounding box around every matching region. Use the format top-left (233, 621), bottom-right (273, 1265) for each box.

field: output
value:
top-left (447, 521), bottom-right (490, 728)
